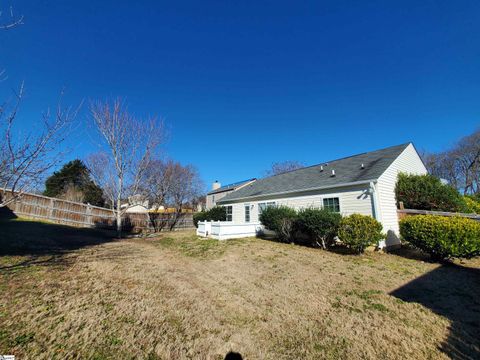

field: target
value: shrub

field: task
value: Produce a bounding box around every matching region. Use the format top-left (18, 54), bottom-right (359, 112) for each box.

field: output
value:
top-left (400, 215), bottom-right (480, 260)
top-left (193, 206), bottom-right (226, 227)
top-left (193, 212), bottom-right (207, 227)
top-left (259, 206), bottom-right (297, 242)
top-left (207, 206), bottom-right (228, 221)
top-left (295, 208), bottom-right (342, 248)
top-left (338, 214), bottom-right (384, 254)
top-left (395, 173), bottom-right (465, 212)
top-left (464, 196), bottom-right (480, 214)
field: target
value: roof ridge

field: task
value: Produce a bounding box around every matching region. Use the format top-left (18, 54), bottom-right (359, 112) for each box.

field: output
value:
top-left (260, 142), bottom-right (411, 180)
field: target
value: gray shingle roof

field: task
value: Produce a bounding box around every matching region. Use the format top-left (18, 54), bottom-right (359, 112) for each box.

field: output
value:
top-left (218, 143), bottom-right (412, 203)
top-left (207, 178), bottom-right (256, 195)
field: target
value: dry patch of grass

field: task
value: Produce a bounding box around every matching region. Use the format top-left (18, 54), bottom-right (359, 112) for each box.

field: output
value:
top-left (1, 224), bottom-right (479, 359)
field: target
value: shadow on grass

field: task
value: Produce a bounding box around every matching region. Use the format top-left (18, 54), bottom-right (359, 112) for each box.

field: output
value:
top-left (388, 243), bottom-right (435, 262)
top-left (390, 263), bottom-right (480, 359)
top-left (257, 233), bottom-right (362, 255)
top-left (0, 213), bottom-right (117, 272)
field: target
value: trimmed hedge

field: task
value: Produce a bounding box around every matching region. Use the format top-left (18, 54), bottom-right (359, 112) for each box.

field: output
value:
top-left (193, 206), bottom-right (226, 227)
top-left (295, 208), bottom-right (342, 248)
top-left (395, 173), bottom-right (465, 212)
top-left (338, 214), bottom-right (384, 254)
top-left (400, 215), bottom-right (480, 260)
top-left (259, 206), bottom-right (297, 242)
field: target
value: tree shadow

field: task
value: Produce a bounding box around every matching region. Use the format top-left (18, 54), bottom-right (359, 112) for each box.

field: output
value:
top-left (0, 216), bottom-right (118, 273)
top-left (390, 263), bottom-right (480, 359)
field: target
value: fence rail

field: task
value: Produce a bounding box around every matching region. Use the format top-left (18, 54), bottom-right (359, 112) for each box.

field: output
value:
top-left (0, 189), bottom-right (194, 231)
top-left (398, 208), bottom-right (480, 221)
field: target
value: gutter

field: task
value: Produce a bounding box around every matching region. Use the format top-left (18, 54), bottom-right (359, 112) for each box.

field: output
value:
top-left (218, 179), bottom-right (377, 204)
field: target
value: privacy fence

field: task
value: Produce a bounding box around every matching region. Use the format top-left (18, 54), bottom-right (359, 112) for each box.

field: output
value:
top-left (0, 190), bottom-right (194, 232)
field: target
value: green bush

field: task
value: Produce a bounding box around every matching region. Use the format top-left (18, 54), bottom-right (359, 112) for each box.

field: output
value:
top-left (193, 212), bottom-right (207, 227)
top-left (259, 206), bottom-right (297, 242)
top-left (295, 208), bottom-right (342, 248)
top-left (395, 173), bottom-right (465, 212)
top-left (464, 196), bottom-right (480, 214)
top-left (338, 214), bottom-right (384, 254)
top-left (193, 206), bottom-right (227, 227)
top-left (207, 206), bottom-right (228, 221)
top-left (400, 215), bottom-right (480, 260)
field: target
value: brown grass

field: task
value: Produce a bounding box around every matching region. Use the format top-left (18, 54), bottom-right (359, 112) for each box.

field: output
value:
top-left (1, 223), bottom-right (479, 359)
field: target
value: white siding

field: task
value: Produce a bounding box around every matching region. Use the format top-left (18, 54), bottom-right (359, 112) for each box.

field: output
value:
top-left (377, 143), bottom-right (427, 247)
top-left (228, 184), bottom-right (374, 223)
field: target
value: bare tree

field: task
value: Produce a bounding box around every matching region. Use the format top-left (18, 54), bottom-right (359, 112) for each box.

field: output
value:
top-left (141, 158), bottom-right (176, 210)
top-left (87, 99), bottom-right (163, 236)
top-left (167, 163), bottom-right (203, 230)
top-left (265, 160), bottom-right (304, 177)
top-left (0, 84), bottom-right (77, 207)
top-left (425, 128), bottom-right (480, 195)
top-left (169, 163), bottom-right (203, 211)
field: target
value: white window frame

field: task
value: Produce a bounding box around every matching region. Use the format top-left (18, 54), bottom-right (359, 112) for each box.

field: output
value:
top-left (258, 201), bottom-right (276, 217)
top-left (244, 204), bottom-right (251, 223)
top-left (226, 206), bottom-right (233, 221)
top-left (322, 197), bottom-right (340, 212)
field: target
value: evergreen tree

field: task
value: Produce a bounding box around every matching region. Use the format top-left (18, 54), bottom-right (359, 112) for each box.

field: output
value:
top-left (44, 160), bottom-right (104, 206)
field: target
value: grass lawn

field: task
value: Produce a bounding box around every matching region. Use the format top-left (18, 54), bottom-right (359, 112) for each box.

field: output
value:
top-left (1, 218), bottom-right (479, 359)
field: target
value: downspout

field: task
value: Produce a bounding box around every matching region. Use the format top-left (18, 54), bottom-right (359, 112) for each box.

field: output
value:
top-left (369, 181), bottom-right (380, 221)
top-left (369, 181), bottom-right (385, 249)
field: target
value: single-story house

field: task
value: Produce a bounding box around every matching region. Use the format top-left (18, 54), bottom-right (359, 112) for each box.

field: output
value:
top-left (197, 143), bottom-right (427, 248)
top-left (206, 178), bottom-right (256, 209)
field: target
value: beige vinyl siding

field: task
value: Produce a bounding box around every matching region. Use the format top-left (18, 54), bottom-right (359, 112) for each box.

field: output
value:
top-left (229, 184), bottom-right (373, 223)
top-left (377, 143), bottom-right (427, 246)
top-left (206, 191), bottom-right (231, 210)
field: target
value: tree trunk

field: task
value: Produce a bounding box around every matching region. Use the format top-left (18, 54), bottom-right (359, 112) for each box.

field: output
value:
top-left (116, 198), bottom-right (122, 238)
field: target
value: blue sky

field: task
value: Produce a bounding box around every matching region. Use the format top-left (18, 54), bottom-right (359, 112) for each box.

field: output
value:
top-left (1, 1), bottom-right (479, 190)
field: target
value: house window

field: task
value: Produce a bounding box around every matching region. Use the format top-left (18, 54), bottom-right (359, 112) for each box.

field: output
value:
top-left (226, 206), bottom-right (233, 221)
top-left (258, 202), bottom-right (276, 216)
top-left (323, 197), bottom-right (340, 212)
top-left (212, 195), bottom-right (215, 205)
top-left (245, 204), bottom-right (250, 222)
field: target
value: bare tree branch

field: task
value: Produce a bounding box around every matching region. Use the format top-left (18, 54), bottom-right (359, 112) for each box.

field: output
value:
top-left (0, 6), bottom-right (24, 30)
top-left (425, 128), bottom-right (480, 195)
top-left (0, 85), bottom-right (79, 207)
top-left (265, 160), bottom-right (305, 177)
top-left (87, 99), bottom-right (164, 236)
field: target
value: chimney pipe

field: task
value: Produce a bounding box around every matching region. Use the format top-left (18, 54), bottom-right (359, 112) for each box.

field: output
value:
top-left (331, 169), bottom-right (335, 177)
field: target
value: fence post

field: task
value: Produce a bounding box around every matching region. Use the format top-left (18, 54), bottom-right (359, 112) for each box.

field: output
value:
top-left (86, 204), bottom-right (92, 227)
top-left (48, 198), bottom-right (55, 219)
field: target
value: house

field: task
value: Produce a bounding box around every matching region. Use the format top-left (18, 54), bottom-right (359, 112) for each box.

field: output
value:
top-left (197, 143), bottom-right (427, 248)
top-left (122, 194), bottom-right (149, 213)
top-left (205, 178), bottom-right (256, 209)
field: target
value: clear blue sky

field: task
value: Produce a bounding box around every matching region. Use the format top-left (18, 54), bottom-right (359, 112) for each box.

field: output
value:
top-left (1, 1), bottom-right (479, 190)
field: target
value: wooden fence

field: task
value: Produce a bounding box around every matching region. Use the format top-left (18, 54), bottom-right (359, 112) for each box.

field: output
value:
top-left (0, 190), bottom-right (194, 232)
top-left (398, 208), bottom-right (480, 221)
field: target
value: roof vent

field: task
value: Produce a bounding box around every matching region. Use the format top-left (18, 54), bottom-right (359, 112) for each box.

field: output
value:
top-left (331, 169), bottom-right (336, 177)
top-left (361, 163), bottom-right (365, 169)
top-left (320, 165), bottom-right (324, 172)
